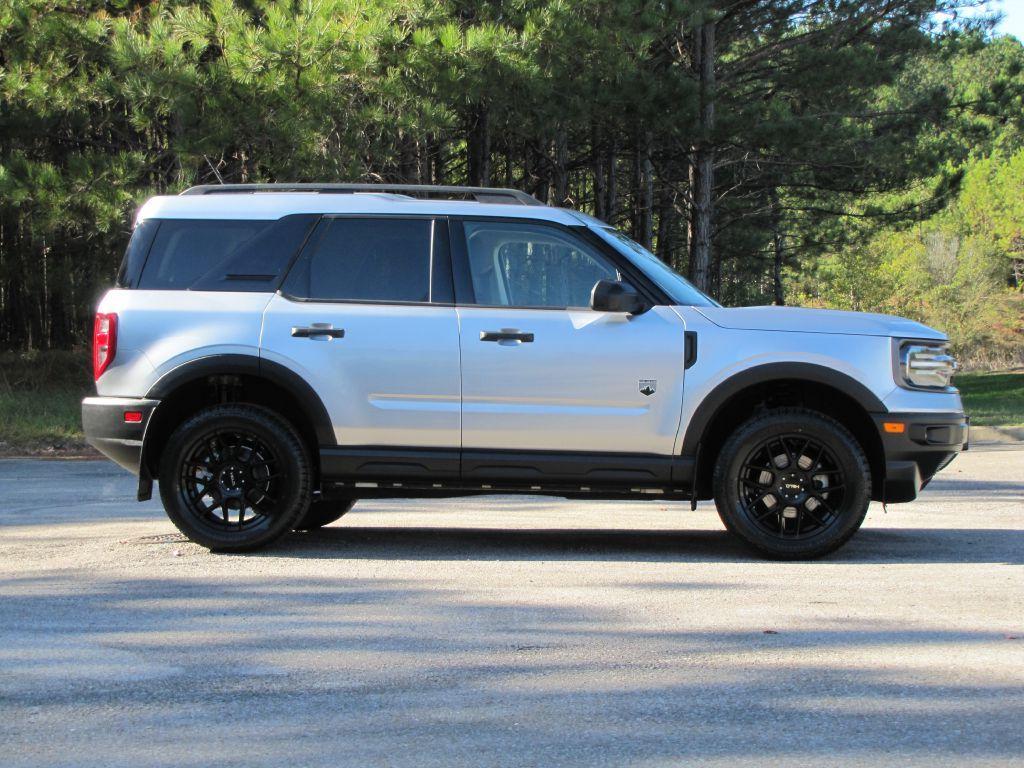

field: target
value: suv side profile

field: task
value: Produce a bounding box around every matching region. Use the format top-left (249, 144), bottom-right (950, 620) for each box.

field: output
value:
top-left (82, 184), bottom-right (967, 559)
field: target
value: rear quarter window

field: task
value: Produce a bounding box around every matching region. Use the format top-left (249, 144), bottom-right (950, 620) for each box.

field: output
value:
top-left (134, 215), bottom-right (318, 291)
top-left (115, 219), bottom-right (159, 288)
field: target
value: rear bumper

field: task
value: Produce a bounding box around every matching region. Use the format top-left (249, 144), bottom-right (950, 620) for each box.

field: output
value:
top-left (875, 411), bottom-right (968, 503)
top-left (82, 396), bottom-right (160, 475)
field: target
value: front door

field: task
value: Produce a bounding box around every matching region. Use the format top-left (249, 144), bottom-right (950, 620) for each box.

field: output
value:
top-left (260, 216), bottom-right (461, 468)
top-left (454, 219), bottom-right (687, 460)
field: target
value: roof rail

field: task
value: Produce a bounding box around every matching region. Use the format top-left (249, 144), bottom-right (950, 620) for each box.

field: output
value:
top-left (179, 183), bottom-right (544, 206)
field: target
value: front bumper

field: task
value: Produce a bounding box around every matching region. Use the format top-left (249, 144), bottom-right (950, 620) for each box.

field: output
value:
top-left (82, 396), bottom-right (160, 475)
top-left (875, 411), bottom-right (968, 503)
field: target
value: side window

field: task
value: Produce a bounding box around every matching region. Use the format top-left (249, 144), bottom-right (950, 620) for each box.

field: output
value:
top-left (138, 219), bottom-right (274, 290)
top-left (282, 217), bottom-right (440, 303)
top-left (190, 215), bottom-right (318, 292)
top-left (462, 221), bottom-right (620, 308)
top-left (116, 218), bottom-right (160, 288)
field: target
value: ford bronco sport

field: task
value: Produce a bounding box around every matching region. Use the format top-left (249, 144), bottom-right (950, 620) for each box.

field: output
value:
top-left (82, 183), bottom-right (967, 558)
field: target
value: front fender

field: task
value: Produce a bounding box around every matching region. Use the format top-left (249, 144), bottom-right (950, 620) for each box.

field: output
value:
top-left (678, 360), bottom-right (888, 458)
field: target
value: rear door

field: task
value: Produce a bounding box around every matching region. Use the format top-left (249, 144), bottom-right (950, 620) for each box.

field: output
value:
top-left (453, 218), bottom-right (688, 462)
top-left (260, 216), bottom-right (461, 473)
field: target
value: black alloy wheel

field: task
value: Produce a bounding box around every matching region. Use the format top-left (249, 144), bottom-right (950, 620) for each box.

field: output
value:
top-left (736, 433), bottom-right (846, 539)
top-left (159, 404), bottom-right (311, 551)
top-left (179, 428), bottom-right (280, 530)
top-left (713, 408), bottom-right (871, 559)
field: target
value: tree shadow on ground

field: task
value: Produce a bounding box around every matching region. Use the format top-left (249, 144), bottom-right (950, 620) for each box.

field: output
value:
top-left (2, 569), bottom-right (1022, 767)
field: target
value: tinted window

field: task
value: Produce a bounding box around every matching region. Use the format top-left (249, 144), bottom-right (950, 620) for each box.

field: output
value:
top-left (138, 219), bottom-right (273, 290)
top-left (116, 218), bottom-right (160, 288)
top-left (190, 215), bottom-right (318, 292)
top-left (463, 221), bottom-right (619, 308)
top-left (283, 218), bottom-right (433, 303)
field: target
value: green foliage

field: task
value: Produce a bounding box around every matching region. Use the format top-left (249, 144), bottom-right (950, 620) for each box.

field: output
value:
top-left (955, 372), bottom-right (1024, 426)
top-left (801, 216), bottom-right (1022, 367)
top-left (0, 0), bottom-right (1020, 368)
top-left (796, 34), bottom-right (1024, 369)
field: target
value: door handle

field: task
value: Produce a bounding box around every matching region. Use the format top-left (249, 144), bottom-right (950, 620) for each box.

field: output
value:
top-left (480, 330), bottom-right (534, 343)
top-left (291, 325), bottom-right (345, 339)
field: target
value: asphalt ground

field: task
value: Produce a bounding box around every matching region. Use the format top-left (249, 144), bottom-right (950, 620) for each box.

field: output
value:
top-left (1, 447), bottom-right (1022, 767)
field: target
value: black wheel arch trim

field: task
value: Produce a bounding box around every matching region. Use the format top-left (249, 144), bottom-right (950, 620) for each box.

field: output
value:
top-left (145, 354), bottom-right (336, 446)
top-left (679, 362), bottom-right (888, 458)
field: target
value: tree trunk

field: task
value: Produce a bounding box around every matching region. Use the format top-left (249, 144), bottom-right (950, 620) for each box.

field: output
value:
top-left (398, 132), bottom-right (417, 183)
top-left (689, 147), bottom-right (714, 291)
top-left (656, 184), bottom-right (676, 265)
top-left (593, 155), bottom-right (607, 221)
top-left (505, 146), bottom-right (514, 187)
top-left (640, 133), bottom-right (654, 249)
top-left (605, 140), bottom-right (618, 225)
top-left (590, 124), bottom-right (606, 220)
top-left (418, 135), bottom-right (432, 185)
top-left (530, 142), bottom-right (551, 204)
top-left (631, 141), bottom-right (641, 240)
top-left (466, 106), bottom-right (491, 186)
top-left (770, 189), bottom-right (786, 305)
top-left (435, 139), bottom-right (448, 185)
top-left (552, 128), bottom-right (568, 206)
top-left (772, 236), bottom-right (785, 305)
top-left (688, 19), bottom-right (715, 294)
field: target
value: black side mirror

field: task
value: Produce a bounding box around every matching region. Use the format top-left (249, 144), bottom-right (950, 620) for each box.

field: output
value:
top-left (590, 279), bottom-right (645, 314)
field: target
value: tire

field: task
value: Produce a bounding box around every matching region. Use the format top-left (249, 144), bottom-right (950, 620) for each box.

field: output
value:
top-left (713, 407), bottom-right (870, 560)
top-left (294, 497), bottom-right (356, 531)
top-left (158, 403), bottom-right (312, 551)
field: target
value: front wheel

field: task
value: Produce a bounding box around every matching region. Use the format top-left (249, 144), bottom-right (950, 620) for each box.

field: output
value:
top-left (713, 408), bottom-right (871, 559)
top-left (159, 404), bottom-right (312, 551)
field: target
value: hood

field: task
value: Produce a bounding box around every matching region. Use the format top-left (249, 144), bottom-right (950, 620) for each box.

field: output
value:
top-left (695, 306), bottom-right (946, 340)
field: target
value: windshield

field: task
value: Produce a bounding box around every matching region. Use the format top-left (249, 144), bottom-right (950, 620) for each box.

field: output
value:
top-left (595, 227), bottom-right (718, 307)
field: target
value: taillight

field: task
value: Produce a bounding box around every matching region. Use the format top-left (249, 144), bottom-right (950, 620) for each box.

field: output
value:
top-left (93, 312), bottom-right (117, 380)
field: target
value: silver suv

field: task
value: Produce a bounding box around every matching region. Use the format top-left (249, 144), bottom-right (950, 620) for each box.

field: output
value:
top-left (82, 184), bottom-right (968, 558)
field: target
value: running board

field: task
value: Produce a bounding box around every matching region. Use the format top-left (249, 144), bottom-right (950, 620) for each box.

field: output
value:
top-left (320, 446), bottom-right (694, 489)
top-left (322, 479), bottom-right (694, 502)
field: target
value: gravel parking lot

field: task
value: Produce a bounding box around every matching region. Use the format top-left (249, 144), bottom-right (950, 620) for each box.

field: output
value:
top-left (1, 448), bottom-right (1022, 767)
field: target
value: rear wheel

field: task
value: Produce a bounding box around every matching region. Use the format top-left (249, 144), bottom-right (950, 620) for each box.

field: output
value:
top-left (294, 497), bottom-right (356, 531)
top-left (159, 404), bottom-right (311, 551)
top-left (713, 407), bottom-right (870, 559)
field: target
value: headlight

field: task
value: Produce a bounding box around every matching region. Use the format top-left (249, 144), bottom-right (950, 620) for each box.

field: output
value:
top-left (896, 340), bottom-right (958, 390)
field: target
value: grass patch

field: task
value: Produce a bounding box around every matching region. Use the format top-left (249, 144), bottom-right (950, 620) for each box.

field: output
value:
top-left (0, 350), bottom-right (92, 455)
top-left (955, 371), bottom-right (1024, 427)
top-left (0, 388), bottom-right (87, 448)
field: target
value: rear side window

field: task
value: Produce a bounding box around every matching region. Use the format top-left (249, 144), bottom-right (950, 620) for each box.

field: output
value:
top-left (134, 216), bottom-right (317, 291)
top-left (116, 219), bottom-right (160, 288)
top-left (189, 215), bottom-right (318, 291)
top-left (283, 217), bottom-right (441, 303)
